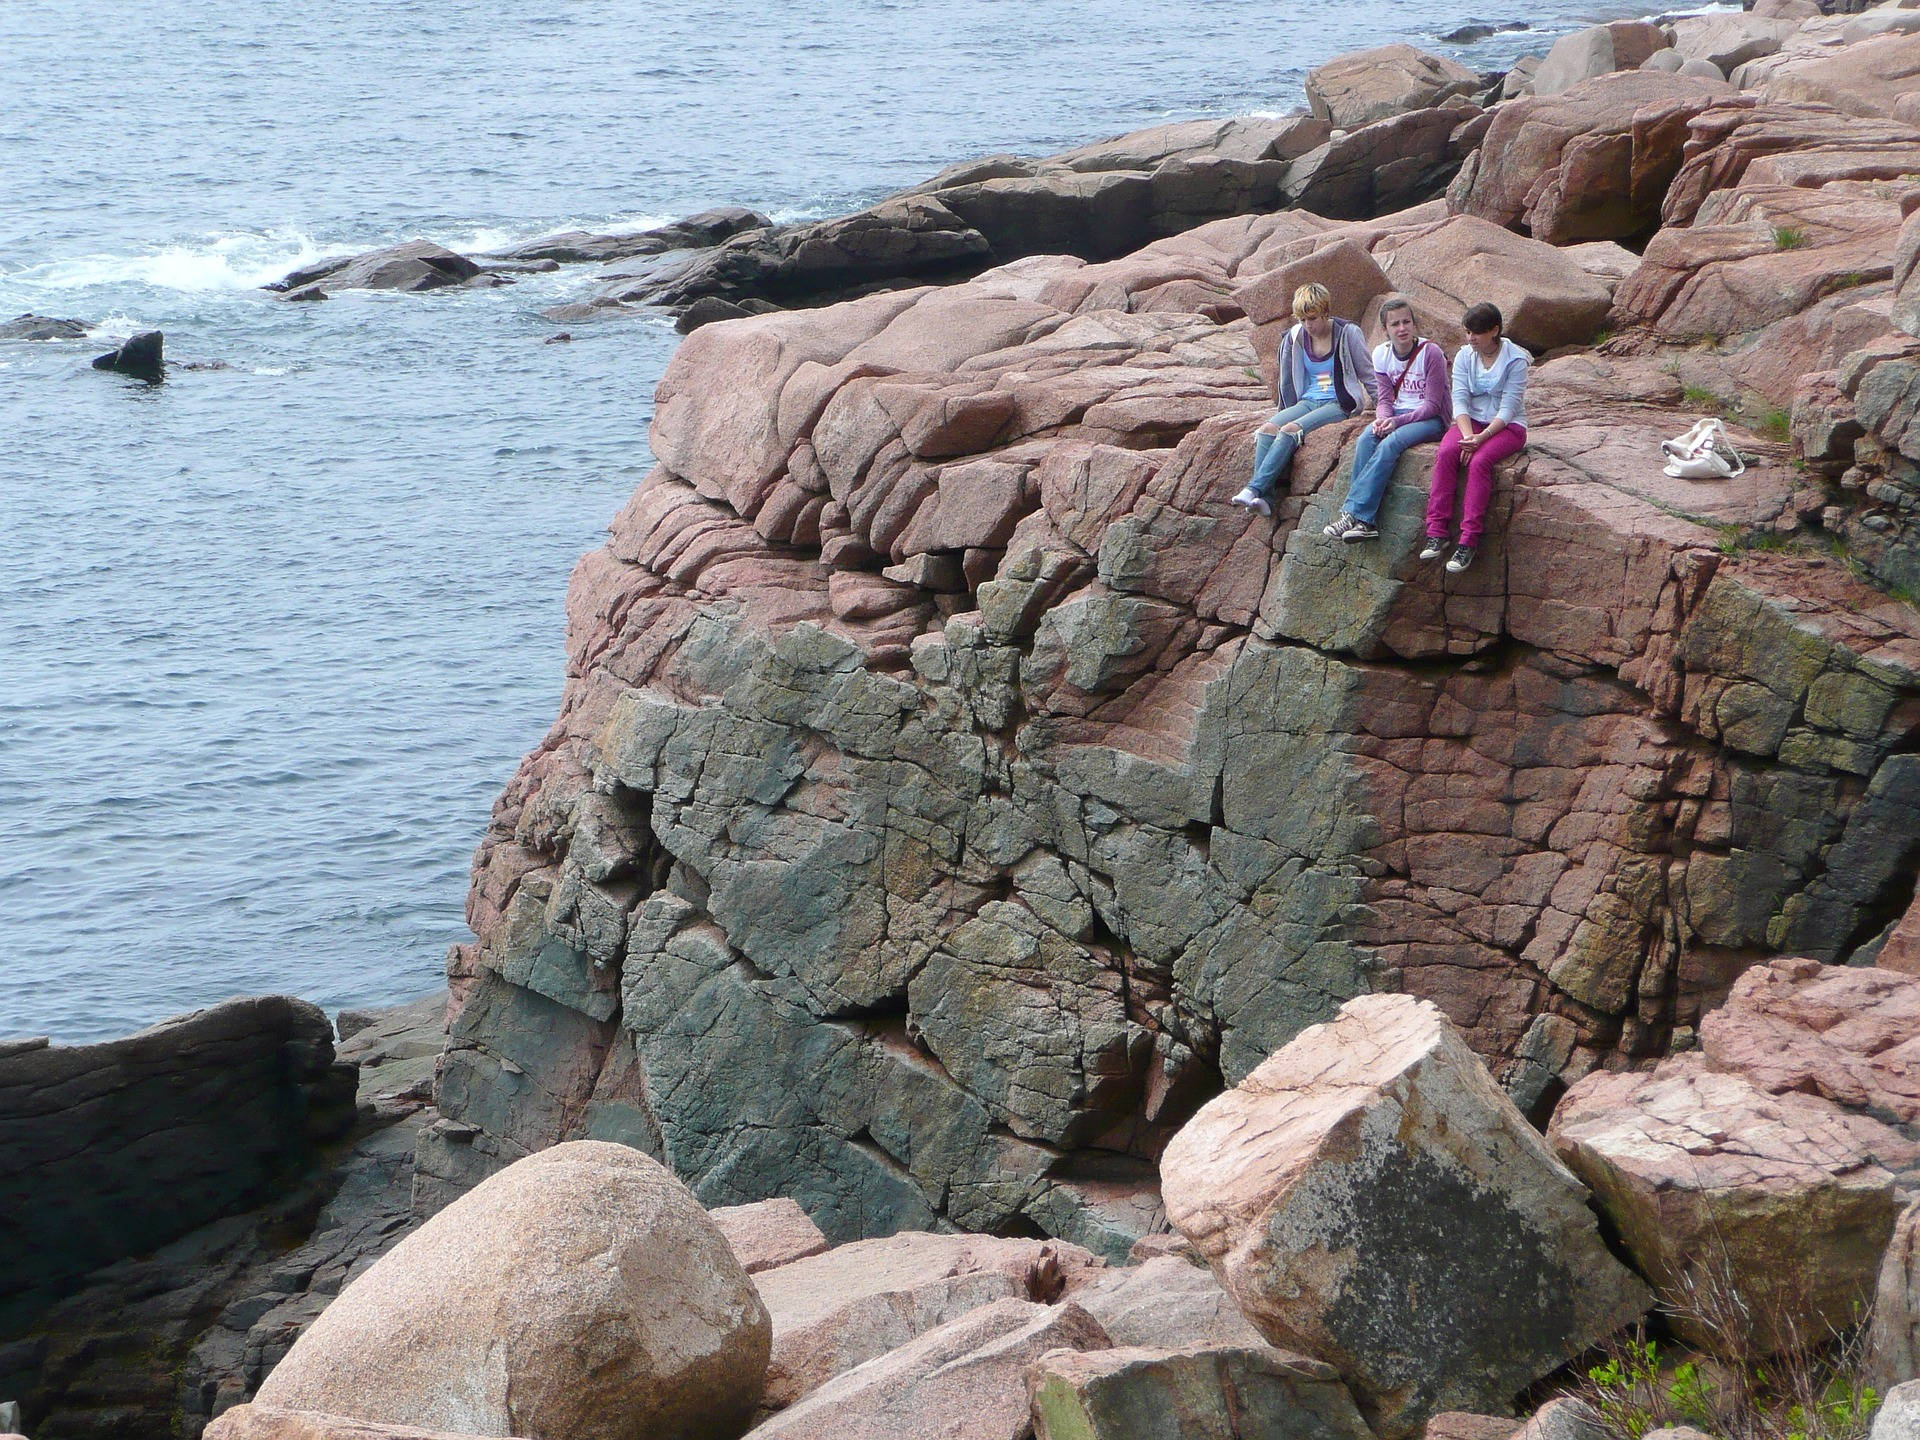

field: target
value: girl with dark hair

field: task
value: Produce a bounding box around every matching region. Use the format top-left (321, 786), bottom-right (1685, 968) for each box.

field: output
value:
top-left (1422, 303), bottom-right (1529, 574)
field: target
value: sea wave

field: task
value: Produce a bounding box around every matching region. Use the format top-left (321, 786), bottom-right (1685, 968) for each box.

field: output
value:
top-left (0, 213), bottom-right (693, 299)
top-left (3, 228), bottom-right (334, 294)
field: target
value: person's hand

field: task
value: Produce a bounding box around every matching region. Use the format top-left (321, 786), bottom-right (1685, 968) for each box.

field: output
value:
top-left (1459, 430), bottom-right (1481, 451)
top-left (1280, 421), bottom-right (1304, 436)
top-left (1372, 416), bottom-right (1396, 437)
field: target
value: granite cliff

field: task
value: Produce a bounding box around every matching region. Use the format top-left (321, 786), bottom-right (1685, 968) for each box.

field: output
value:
top-left (417, 28), bottom-right (1920, 1261)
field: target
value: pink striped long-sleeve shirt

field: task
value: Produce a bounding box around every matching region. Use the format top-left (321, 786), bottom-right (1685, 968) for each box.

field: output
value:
top-left (1372, 338), bottom-right (1449, 427)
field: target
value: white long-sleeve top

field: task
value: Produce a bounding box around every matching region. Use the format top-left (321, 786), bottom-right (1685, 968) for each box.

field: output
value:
top-left (1451, 337), bottom-right (1530, 429)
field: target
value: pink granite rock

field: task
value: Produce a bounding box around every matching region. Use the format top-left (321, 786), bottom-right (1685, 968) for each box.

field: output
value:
top-left (752, 1231), bottom-right (1104, 1407)
top-left (710, 1198), bottom-right (831, 1275)
top-left (1872, 1199), bottom-right (1920, 1390)
top-left (1305, 45), bottom-right (1481, 130)
top-left (1027, 1341), bottom-right (1373, 1440)
top-left (1551, 1055), bottom-right (1911, 1352)
top-left (1160, 994), bottom-right (1649, 1438)
top-left (206, 1409), bottom-right (504, 1440)
top-left (744, 1298), bottom-right (1109, 1440)
top-left (1450, 73), bottom-right (1730, 243)
top-left (1699, 957), bottom-right (1920, 1129)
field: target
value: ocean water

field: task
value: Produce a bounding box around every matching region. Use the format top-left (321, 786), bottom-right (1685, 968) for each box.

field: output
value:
top-left (1, 0), bottom-right (1605, 1042)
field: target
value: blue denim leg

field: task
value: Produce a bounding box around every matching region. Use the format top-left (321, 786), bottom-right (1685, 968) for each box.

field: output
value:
top-left (1250, 400), bottom-right (1345, 498)
top-left (1343, 417), bottom-right (1445, 523)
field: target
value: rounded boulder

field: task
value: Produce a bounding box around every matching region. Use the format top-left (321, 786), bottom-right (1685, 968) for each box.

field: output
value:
top-left (256, 1141), bottom-right (771, 1440)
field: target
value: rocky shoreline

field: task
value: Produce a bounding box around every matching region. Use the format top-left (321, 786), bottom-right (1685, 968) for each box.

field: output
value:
top-left (9, 4), bottom-right (1920, 1439)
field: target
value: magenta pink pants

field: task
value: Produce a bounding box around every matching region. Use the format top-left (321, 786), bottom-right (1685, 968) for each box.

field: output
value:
top-left (1426, 420), bottom-right (1526, 548)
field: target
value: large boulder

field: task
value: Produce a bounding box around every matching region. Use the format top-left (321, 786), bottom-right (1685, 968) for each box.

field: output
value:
top-left (1614, 177), bottom-right (1908, 343)
top-left (1305, 46), bottom-right (1480, 130)
top-left (1535, 21), bottom-right (1669, 96)
top-left (1372, 215), bottom-right (1613, 351)
top-left (744, 1298), bottom-right (1109, 1440)
top-left (1160, 994), bottom-right (1649, 1438)
top-left (1282, 106), bottom-right (1468, 221)
top-left (91, 329), bottom-right (165, 382)
top-left (1549, 1055), bottom-right (1911, 1353)
top-left (1028, 1342), bottom-right (1375, 1440)
top-left (255, 1141), bottom-right (771, 1440)
top-left (751, 1231), bottom-right (1101, 1407)
top-left (1670, 14), bottom-right (1801, 72)
top-left (1448, 72), bottom-right (1730, 243)
top-left (1872, 1199), bottom-right (1920, 1390)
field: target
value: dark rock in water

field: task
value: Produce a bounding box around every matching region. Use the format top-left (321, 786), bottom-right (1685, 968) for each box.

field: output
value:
top-left (271, 240), bottom-right (482, 301)
top-left (0, 995), bottom-right (353, 1330)
top-left (90, 329), bottom-right (165, 381)
top-left (3, 994), bottom-right (448, 1440)
top-left (1442, 19), bottom-right (1529, 41)
top-left (676, 295), bottom-right (782, 333)
top-left (488, 206), bottom-right (772, 265)
top-left (544, 331), bottom-right (573, 344)
top-left (604, 194), bottom-right (993, 310)
top-left (596, 116), bottom-right (1339, 313)
top-left (1, 313), bottom-right (89, 341)
top-left (179, 360), bottom-right (234, 371)
top-left (541, 299), bottom-right (640, 324)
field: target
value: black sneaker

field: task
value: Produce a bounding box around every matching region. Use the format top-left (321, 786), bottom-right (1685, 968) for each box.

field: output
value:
top-left (1446, 544), bottom-right (1477, 574)
top-left (1419, 537), bottom-right (1449, 562)
top-left (1322, 511), bottom-right (1356, 539)
top-left (1336, 517), bottom-right (1380, 542)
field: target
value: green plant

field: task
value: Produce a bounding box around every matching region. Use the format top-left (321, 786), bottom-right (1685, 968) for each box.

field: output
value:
top-left (1831, 273), bottom-right (1873, 292)
top-left (1774, 226), bottom-right (1809, 251)
top-left (1683, 384), bottom-right (1731, 414)
top-left (1758, 407), bottom-right (1793, 443)
top-left (1574, 1257), bottom-right (1883, 1440)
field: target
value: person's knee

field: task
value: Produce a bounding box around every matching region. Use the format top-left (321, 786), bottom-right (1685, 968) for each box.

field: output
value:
top-left (1258, 423), bottom-right (1281, 436)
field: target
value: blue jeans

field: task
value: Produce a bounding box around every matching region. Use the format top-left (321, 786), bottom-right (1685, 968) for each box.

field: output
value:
top-left (1249, 400), bottom-right (1347, 499)
top-left (1343, 417), bottom-right (1447, 523)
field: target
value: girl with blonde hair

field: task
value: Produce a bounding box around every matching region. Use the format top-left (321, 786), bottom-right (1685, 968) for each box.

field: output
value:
top-left (1231, 282), bottom-right (1376, 517)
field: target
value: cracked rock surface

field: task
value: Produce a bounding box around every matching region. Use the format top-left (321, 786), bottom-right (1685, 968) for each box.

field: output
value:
top-left (420, 163), bottom-right (1920, 1270)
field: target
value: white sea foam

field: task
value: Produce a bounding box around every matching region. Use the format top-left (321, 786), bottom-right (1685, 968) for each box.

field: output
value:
top-left (7, 228), bottom-right (332, 294)
top-left (0, 216), bottom-right (696, 296)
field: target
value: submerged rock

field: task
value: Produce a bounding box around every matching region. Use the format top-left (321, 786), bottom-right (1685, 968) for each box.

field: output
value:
top-left (90, 329), bottom-right (165, 381)
top-left (486, 206), bottom-right (772, 265)
top-left (271, 241), bottom-right (482, 301)
top-left (1160, 994), bottom-right (1649, 1437)
top-left (1, 313), bottom-right (88, 340)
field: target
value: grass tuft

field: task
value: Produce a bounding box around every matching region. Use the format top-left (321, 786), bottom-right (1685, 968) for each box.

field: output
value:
top-left (1574, 1261), bottom-right (1881, 1440)
top-left (1773, 226), bottom-right (1809, 251)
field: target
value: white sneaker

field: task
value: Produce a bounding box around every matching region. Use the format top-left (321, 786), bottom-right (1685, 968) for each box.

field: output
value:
top-left (1231, 487), bottom-right (1272, 518)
